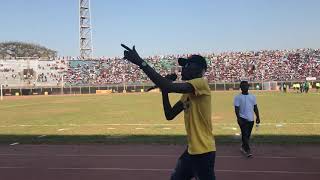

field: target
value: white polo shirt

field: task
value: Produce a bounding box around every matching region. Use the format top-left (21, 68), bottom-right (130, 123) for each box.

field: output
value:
top-left (234, 94), bottom-right (257, 122)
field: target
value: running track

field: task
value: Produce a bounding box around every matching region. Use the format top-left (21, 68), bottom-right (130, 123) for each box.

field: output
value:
top-left (0, 144), bottom-right (319, 180)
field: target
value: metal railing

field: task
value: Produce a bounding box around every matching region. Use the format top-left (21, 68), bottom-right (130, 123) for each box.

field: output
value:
top-left (1, 81), bottom-right (319, 96)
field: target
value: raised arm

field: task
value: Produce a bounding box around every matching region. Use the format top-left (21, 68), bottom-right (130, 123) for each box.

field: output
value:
top-left (121, 44), bottom-right (194, 94)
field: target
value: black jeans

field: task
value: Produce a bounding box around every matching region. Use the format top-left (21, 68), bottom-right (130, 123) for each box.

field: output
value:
top-left (170, 149), bottom-right (216, 180)
top-left (238, 118), bottom-right (254, 152)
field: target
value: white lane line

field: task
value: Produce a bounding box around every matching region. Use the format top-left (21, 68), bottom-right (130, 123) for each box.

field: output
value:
top-left (0, 166), bottom-right (319, 175)
top-left (0, 167), bottom-right (27, 169)
top-left (47, 167), bottom-right (320, 175)
top-left (217, 169), bottom-right (320, 175)
top-left (9, 142), bottom-right (19, 146)
top-left (38, 135), bottom-right (47, 138)
top-left (0, 103), bottom-right (48, 109)
top-left (49, 167), bottom-right (171, 171)
top-left (0, 154), bottom-right (170, 157)
top-left (0, 125), bottom-right (58, 128)
top-left (0, 154), bottom-right (319, 159)
top-left (1, 122), bottom-right (320, 128)
top-left (56, 154), bottom-right (176, 157)
top-left (54, 155), bottom-right (313, 159)
top-left (218, 155), bottom-right (307, 159)
top-left (222, 127), bottom-right (238, 131)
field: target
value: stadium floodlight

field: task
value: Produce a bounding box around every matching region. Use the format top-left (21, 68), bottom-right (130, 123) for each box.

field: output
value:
top-left (0, 84), bottom-right (3, 101)
top-left (79, 0), bottom-right (93, 59)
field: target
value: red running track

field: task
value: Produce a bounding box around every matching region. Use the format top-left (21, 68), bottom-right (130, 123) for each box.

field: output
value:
top-left (0, 144), bottom-right (320, 180)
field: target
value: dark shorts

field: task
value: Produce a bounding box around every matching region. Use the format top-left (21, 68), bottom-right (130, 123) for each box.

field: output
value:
top-left (170, 149), bottom-right (216, 180)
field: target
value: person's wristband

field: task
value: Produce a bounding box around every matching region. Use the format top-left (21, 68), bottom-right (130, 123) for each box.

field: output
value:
top-left (139, 61), bottom-right (148, 69)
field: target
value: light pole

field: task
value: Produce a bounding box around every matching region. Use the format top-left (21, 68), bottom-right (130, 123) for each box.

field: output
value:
top-left (1, 84), bottom-right (4, 101)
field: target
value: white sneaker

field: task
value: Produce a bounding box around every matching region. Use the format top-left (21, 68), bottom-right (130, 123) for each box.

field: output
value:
top-left (240, 147), bottom-right (246, 154)
top-left (247, 150), bottom-right (253, 158)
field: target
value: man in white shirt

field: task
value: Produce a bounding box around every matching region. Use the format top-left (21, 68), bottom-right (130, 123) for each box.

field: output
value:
top-left (234, 80), bottom-right (260, 157)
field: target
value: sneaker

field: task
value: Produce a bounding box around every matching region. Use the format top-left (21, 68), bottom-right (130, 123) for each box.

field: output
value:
top-left (240, 147), bottom-right (246, 154)
top-left (246, 150), bottom-right (253, 158)
top-left (240, 147), bottom-right (253, 158)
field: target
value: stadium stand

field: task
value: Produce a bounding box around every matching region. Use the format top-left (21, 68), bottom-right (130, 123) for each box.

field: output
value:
top-left (0, 48), bottom-right (319, 87)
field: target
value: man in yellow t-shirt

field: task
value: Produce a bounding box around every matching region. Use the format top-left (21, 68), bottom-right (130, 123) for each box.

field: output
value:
top-left (179, 78), bottom-right (215, 155)
top-left (121, 44), bottom-right (215, 180)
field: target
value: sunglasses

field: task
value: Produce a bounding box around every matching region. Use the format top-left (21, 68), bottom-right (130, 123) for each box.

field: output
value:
top-left (177, 64), bottom-right (190, 72)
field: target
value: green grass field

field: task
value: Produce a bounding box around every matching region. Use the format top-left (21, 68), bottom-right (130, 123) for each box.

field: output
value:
top-left (0, 91), bottom-right (319, 144)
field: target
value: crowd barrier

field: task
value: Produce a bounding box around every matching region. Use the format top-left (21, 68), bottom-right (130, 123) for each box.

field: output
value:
top-left (1, 81), bottom-right (319, 96)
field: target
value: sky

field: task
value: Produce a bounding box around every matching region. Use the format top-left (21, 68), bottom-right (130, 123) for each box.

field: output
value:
top-left (1, 0), bottom-right (320, 57)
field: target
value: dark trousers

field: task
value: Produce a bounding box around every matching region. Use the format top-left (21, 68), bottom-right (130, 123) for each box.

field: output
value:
top-left (238, 118), bottom-right (254, 152)
top-left (170, 149), bottom-right (216, 180)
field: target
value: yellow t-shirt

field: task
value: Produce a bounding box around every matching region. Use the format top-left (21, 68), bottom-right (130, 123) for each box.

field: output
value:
top-left (180, 78), bottom-right (216, 155)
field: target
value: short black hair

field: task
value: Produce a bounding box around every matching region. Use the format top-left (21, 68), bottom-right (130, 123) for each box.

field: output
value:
top-left (240, 81), bottom-right (249, 86)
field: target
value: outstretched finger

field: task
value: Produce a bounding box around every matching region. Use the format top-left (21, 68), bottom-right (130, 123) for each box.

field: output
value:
top-left (121, 44), bottom-right (132, 51)
top-left (123, 50), bottom-right (129, 58)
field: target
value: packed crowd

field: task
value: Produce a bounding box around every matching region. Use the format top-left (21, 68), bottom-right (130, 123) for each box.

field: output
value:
top-left (65, 48), bottom-right (320, 85)
top-left (1, 48), bottom-right (319, 86)
top-left (207, 48), bottom-right (320, 82)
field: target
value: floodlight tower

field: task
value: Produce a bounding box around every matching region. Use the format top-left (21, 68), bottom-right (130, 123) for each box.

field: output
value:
top-left (79, 0), bottom-right (93, 59)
